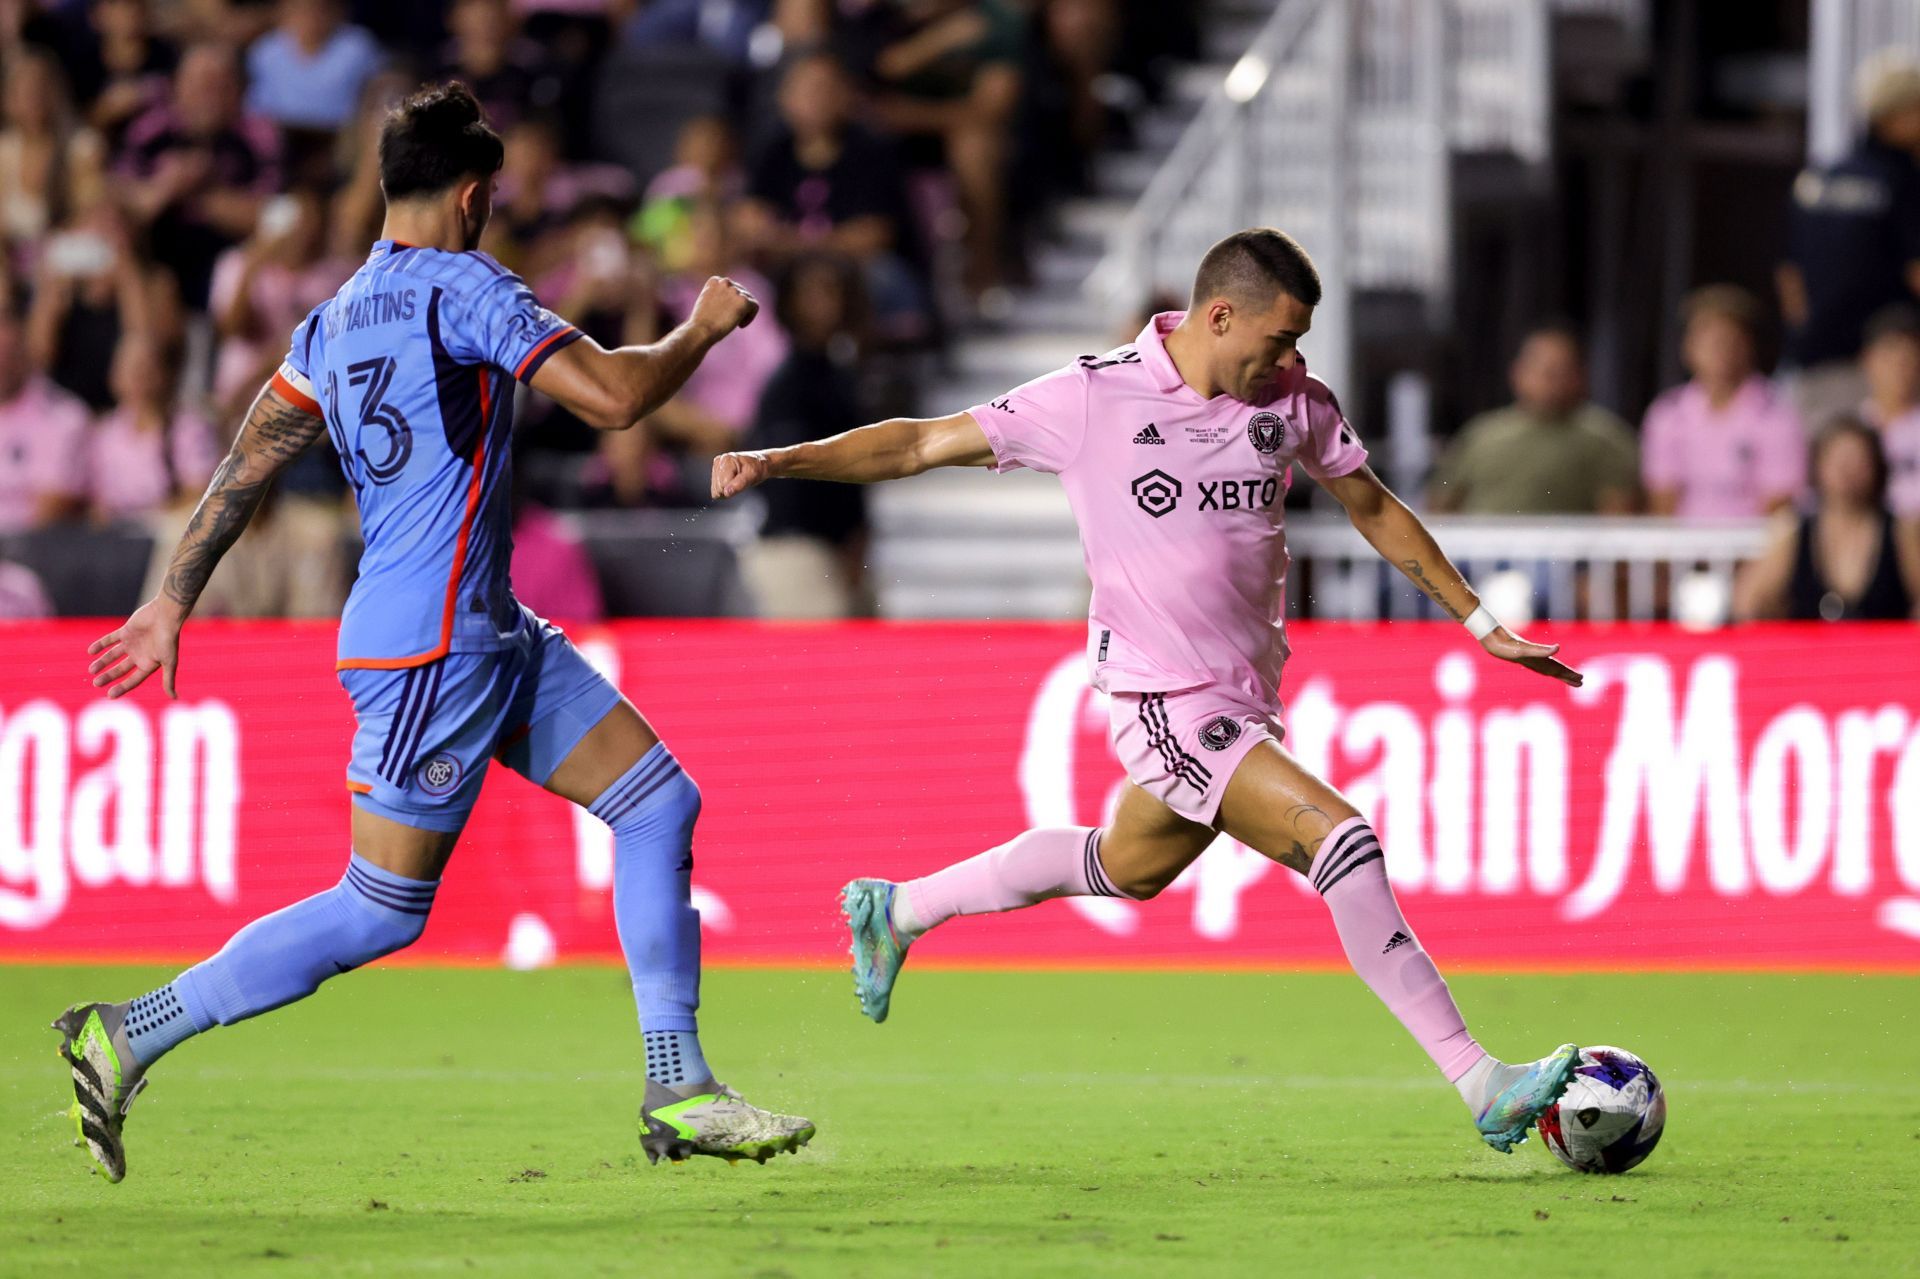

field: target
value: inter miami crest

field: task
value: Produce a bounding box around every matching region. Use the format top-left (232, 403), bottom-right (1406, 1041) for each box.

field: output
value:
top-left (1247, 411), bottom-right (1285, 454)
top-left (1198, 716), bottom-right (1243, 751)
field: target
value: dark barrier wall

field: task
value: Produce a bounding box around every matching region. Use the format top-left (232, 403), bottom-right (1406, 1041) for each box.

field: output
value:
top-left (2, 622), bottom-right (1918, 968)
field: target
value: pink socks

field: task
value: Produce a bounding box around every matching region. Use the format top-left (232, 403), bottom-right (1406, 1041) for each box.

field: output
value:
top-left (896, 827), bottom-right (1129, 936)
top-left (1311, 817), bottom-right (1486, 1082)
top-left (890, 815), bottom-right (1488, 1092)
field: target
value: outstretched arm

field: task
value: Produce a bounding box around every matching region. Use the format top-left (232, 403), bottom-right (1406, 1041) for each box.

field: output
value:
top-left (529, 276), bottom-right (758, 432)
top-left (1319, 465), bottom-right (1583, 688)
top-left (87, 382), bottom-right (326, 698)
top-left (710, 411), bottom-right (995, 497)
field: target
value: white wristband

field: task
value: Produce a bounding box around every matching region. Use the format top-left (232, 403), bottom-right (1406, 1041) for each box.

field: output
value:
top-left (1464, 605), bottom-right (1499, 640)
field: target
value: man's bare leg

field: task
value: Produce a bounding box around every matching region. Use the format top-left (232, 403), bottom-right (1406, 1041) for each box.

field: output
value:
top-left (1215, 741), bottom-right (1578, 1150)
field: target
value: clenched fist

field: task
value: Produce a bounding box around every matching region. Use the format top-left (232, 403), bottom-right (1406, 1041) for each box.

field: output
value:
top-left (711, 450), bottom-right (774, 499)
top-left (689, 276), bottom-right (759, 340)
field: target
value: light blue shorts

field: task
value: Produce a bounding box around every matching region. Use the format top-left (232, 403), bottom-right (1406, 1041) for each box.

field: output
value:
top-left (340, 612), bottom-right (623, 833)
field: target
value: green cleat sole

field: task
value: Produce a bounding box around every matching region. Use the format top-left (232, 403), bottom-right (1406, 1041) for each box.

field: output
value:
top-left (642, 1126), bottom-right (816, 1168)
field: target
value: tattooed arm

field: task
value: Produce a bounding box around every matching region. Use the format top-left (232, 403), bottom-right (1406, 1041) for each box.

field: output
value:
top-left (87, 383), bottom-right (327, 699)
top-left (1317, 465), bottom-right (1582, 687)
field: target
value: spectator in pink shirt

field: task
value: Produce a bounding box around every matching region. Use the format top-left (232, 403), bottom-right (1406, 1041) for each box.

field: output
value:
top-left (510, 495), bottom-right (604, 622)
top-left (1858, 304), bottom-right (1920, 521)
top-left (0, 306), bottom-right (90, 533)
top-left (208, 187), bottom-right (354, 420)
top-left (0, 558), bottom-right (53, 618)
top-left (87, 333), bottom-right (219, 522)
top-left (1642, 285), bottom-right (1804, 519)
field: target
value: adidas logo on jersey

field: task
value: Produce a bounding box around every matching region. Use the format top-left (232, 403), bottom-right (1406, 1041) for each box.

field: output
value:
top-left (1382, 930), bottom-right (1412, 954)
top-left (1133, 424), bottom-right (1165, 445)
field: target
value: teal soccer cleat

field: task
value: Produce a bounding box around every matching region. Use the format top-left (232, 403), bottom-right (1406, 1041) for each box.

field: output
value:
top-left (840, 879), bottom-right (912, 1024)
top-left (1476, 1042), bottom-right (1581, 1153)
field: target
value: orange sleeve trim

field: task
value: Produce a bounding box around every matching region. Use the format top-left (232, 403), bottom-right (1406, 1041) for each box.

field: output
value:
top-left (346, 779), bottom-right (373, 794)
top-left (337, 397), bottom-right (488, 673)
top-left (513, 326), bottom-right (579, 381)
top-left (270, 370), bottom-right (321, 417)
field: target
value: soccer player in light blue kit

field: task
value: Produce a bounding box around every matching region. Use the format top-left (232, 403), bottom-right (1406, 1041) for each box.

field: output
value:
top-left (57, 83), bottom-right (813, 1182)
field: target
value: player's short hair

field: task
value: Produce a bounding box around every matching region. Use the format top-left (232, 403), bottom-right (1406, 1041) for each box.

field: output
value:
top-left (379, 81), bottom-right (504, 202)
top-left (1863, 302), bottom-right (1920, 348)
top-left (1810, 415), bottom-right (1888, 504)
top-left (1680, 284), bottom-right (1764, 344)
top-left (1190, 228), bottom-right (1322, 312)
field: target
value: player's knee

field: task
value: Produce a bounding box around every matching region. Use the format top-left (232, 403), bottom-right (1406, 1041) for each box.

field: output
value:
top-left (654, 764), bottom-right (701, 837)
top-left (606, 755), bottom-right (702, 848)
top-left (1115, 869), bottom-right (1172, 900)
top-left (341, 900), bottom-right (430, 966)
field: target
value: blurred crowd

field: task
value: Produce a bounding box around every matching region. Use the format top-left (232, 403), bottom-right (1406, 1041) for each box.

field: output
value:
top-left (0, 0), bottom-right (1188, 620)
top-left (1426, 52), bottom-right (1920, 622)
top-left (0, 1), bottom-right (1914, 626)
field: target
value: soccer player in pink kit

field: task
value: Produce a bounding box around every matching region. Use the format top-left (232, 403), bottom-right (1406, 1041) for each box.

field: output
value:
top-left (712, 229), bottom-right (1585, 1152)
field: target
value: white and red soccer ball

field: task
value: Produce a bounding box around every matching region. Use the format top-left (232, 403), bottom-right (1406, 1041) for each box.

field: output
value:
top-left (1536, 1045), bottom-right (1666, 1174)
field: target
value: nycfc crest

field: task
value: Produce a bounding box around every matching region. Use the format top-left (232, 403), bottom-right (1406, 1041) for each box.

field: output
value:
top-left (418, 752), bottom-right (463, 796)
top-left (1198, 716), bottom-right (1243, 751)
top-left (1247, 411), bottom-right (1286, 454)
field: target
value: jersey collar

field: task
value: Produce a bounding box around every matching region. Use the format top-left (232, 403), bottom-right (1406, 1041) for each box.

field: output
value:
top-left (1136, 311), bottom-right (1192, 395)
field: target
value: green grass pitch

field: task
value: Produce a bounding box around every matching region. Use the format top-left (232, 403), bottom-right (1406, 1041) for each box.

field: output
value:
top-left (3, 965), bottom-right (1915, 1277)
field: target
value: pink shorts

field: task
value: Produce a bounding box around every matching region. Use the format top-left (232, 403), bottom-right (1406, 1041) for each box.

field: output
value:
top-left (1107, 685), bottom-right (1283, 826)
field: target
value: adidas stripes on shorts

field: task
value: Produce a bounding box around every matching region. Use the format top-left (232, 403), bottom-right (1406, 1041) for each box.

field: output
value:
top-left (1106, 684), bottom-right (1282, 826)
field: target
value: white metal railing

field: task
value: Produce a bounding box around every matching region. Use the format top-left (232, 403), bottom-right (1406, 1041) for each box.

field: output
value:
top-left (1809, 0), bottom-right (1920, 164)
top-left (1090, 1), bottom-right (1576, 401)
top-left (1287, 515), bottom-right (1773, 622)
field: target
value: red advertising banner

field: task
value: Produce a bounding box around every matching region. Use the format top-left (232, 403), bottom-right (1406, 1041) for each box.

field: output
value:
top-left (2, 621), bottom-right (1918, 968)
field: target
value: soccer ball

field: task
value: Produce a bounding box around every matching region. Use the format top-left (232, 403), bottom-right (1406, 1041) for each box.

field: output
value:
top-left (1536, 1045), bottom-right (1666, 1174)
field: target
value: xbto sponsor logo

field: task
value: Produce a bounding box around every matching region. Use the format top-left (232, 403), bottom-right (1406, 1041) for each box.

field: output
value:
top-left (1198, 478), bottom-right (1280, 511)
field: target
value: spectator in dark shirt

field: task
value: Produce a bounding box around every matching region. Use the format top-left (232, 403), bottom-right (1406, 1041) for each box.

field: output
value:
top-left (741, 252), bottom-right (871, 617)
top-left (736, 49), bottom-right (928, 336)
top-left (1777, 53), bottom-right (1920, 428)
top-left (119, 42), bottom-right (279, 308)
top-left (849, 0), bottom-right (1024, 301)
top-left (1736, 417), bottom-right (1920, 621)
top-left (433, 0), bottom-right (560, 143)
top-left (26, 200), bottom-right (177, 411)
top-left (59, 0), bottom-right (178, 144)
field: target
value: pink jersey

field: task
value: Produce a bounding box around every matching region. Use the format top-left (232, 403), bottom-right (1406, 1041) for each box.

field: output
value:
top-left (88, 408), bottom-right (221, 519)
top-left (1640, 377), bottom-right (1805, 519)
top-left (1872, 406), bottom-right (1920, 520)
top-left (0, 377), bottom-right (90, 534)
top-left (969, 311), bottom-right (1368, 703)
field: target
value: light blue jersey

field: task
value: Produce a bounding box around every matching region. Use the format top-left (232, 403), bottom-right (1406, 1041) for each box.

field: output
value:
top-left (274, 239), bottom-right (581, 669)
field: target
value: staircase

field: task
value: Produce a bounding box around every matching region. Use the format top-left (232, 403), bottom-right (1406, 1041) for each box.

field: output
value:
top-left (867, 0), bottom-right (1277, 620)
top-left (867, 0), bottom-right (1645, 621)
